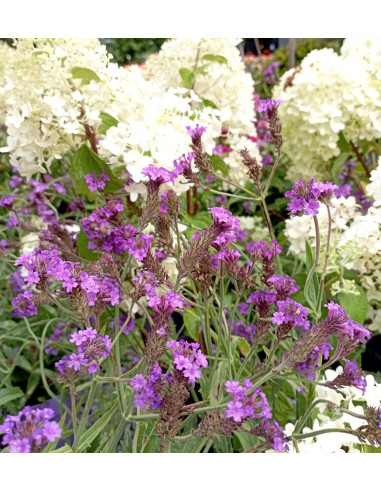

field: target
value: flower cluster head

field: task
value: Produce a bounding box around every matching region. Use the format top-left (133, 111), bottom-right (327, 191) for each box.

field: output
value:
top-left (272, 298), bottom-right (310, 331)
top-left (141, 164), bottom-right (178, 185)
top-left (267, 274), bottom-right (300, 300)
top-left (285, 179), bottom-right (338, 216)
top-left (324, 302), bottom-right (371, 344)
top-left (209, 206), bottom-right (240, 248)
top-left (225, 380), bottom-right (272, 423)
top-left (166, 339), bottom-right (208, 385)
top-left (110, 314), bottom-right (135, 336)
top-left (257, 98), bottom-right (283, 114)
top-left (146, 289), bottom-right (185, 316)
top-left (130, 364), bottom-right (170, 411)
top-left (0, 193), bottom-right (17, 210)
top-left (84, 170), bottom-right (111, 192)
top-left (81, 200), bottom-right (138, 255)
top-left (11, 290), bottom-right (38, 317)
top-left (0, 406), bottom-right (62, 453)
top-left (56, 328), bottom-right (111, 376)
top-left (325, 358), bottom-right (367, 394)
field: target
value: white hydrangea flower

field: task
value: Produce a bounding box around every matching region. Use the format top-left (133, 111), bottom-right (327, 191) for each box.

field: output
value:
top-left (285, 369), bottom-right (381, 453)
top-left (273, 43), bottom-right (381, 181)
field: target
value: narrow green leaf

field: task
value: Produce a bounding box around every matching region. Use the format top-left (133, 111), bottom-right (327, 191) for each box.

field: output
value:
top-left (201, 98), bottom-right (218, 109)
top-left (0, 387), bottom-right (24, 406)
top-left (51, 444), bottom-right (73, 453)
top-left (71, 66), bottom-right (101, 85)
top-left (202, 54), bottom-right (228, 64)
top-left (77, 401), bottom-right (118, 452)
top-left (179, 68), bottom-right (195, 89)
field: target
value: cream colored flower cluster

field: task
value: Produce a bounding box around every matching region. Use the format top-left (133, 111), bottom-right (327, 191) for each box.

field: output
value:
top-left (144, 38), bottom-right (260, 189)
top-left (2, 38), bottom-right (259, 197)
top-left (274, 42), bottom-right (381, 182)
top-left (2, 38), bottom-right (116, 177)
top-left (285, 368), bottom-right (381, 453)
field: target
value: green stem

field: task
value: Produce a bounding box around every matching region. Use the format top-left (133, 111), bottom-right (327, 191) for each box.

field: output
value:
top-left (294, 398), bottom-right (331, 435)
top-left (316, 204), bottom-right (332, 317)
top-left (304, 215), bottom-right (321, 316)
top-left (293, 428), bottom-right (354, 441)
top-left (203, 291), bottom-right (213, 356)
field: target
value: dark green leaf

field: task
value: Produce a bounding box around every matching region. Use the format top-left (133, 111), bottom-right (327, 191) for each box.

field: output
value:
top-left (337, 132), bottom-right (351, 153)
top-left (76, 229), bottom-right (101, 261)
top-left (184, 309), bottom-right (201, 341)
top-left (0, 387), bottom-right (24, 406)
top-left (69, 144), bottom-right (122, 199)
top-left (273, 392), bottom-right (295, 427)
top-left (71, 66), bottom-right (101, 85)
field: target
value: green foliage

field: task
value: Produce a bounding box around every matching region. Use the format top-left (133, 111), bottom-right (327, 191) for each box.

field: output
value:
top-left (179, 68), bottom-right (195, 89)
top-left (69, 144), bottom-right (122, 199)
top-left (100, 38), bottom-right (167, 65)
top-left (71, 67), bottom-right (101, 85)
top-left (339, 286), bottom-right (369, 324)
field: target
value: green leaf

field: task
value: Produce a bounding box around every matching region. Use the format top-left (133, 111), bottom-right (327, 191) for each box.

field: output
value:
top-left (337, 131), bottom-right (352, 153)
top-left (0, 387), bottom-right (24, 406)
top-left (202, 54), bottom-right (228, 64)
top-left (51, 444), bottom-right (73, 453)
top-left (184, 309), bottom-right (201, 341)
top-left (210, 154), bottom-right (229, 176)
top-left (331, 152), bottom-right (350, 183)
top-left (236, 337), bottom-right (251, 357)
top-left (71, 66), bottom-right (101, 85)
top-left (76, 229), bottom-right (101, 261)
top-left (187, 211), bottom-right (212, 229)
top-left (179, 68), bottom-right (195, 89)
top-left (77, 401), bottom-right (118, 452)
top-left (98, 112), bottom-right (119, 135)
top-left (273, 391), bottom-right (295, 427)
top-left (69, 144), bottom-right (122, 199)
top-left (339, 285), bottom-right (368, 324)
top-left (201, 98), bottom-right (218, 109)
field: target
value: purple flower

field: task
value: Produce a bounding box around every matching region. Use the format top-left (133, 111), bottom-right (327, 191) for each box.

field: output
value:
top-left (84, 170), bottom-right (111, 192)
top-left (0, 406), bottom-right (62, 453)
top-left (11, 290), bottom-right (38, 317)
top-left (0, 194), bottom-right (17, 209)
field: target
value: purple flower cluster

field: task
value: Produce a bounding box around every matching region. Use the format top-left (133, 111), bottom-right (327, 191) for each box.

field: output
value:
top-left (14, 248), bottom-right (120, 307)
top-left (146, 288), bottom-right (185, 316)
top-left (11, 290), bottom-right (38, 317)
top-left (186, 124), bottom-right (207, 139)
top-left (295, 342), bottom-right (333, 380)
top-left (110, 314), bottom-right (135, 336)
top-left (131, 364), bottom-right (170, 410)
top-left (225, 380), bottom-right (272, 423)
top-left (208, 206), bottom-right (240, 248)
top-left (325, 302), bottom-right (371, 344)
top-left (56, 327), bottom-right (111, 375)
top-left (166, 339), bottom-right (208, 385)
top-left (247, 240), bottom-right (282, 261)
top-left (263, 62), bottom-right (280, 84)
top-left (272, 298), bottom-right (310, 331)
top-left (0, 406), bottom-right (62, 453)
top-left (267, 274), bottom-right (300, 300)
top-left (257, 98), bottom-right (283, 114)
top-left (230, 319), bottom-right (257, 341)
top-left (0, 193), bottom-right (17, 209)
top-left (285, 179), bottom-right (338, 216)
top-left (84, 170), bottom-right (111, 192)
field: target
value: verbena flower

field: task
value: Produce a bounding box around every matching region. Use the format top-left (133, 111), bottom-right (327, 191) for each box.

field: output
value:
top-left (0, 406), bottom-right (62, 453)
top-left (84, 170), bottom-right (111, 192)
